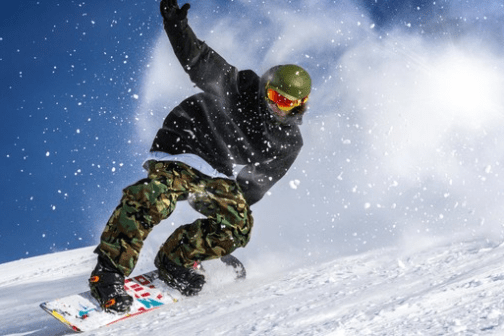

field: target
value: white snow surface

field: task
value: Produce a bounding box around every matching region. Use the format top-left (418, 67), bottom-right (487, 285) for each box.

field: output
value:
top-left (2, 238), bottom-right (504, 335)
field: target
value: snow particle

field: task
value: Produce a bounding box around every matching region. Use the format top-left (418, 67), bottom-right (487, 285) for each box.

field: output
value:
top-left (289, 179), bottom-right (301, 189)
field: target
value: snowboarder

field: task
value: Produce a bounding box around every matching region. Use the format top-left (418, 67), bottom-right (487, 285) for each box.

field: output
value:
top-left (89, 0), bottom-right (312, 313)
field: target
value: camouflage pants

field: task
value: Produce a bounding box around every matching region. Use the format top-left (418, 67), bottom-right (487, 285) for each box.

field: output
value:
top-left (96, 161), bottom-right (253, 276)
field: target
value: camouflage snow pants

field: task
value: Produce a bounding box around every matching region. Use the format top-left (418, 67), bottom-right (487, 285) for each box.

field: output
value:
top-left (96, 161), bottom-right (253, 276)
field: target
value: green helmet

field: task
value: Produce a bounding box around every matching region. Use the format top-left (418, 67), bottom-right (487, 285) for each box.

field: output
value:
top-left (266, 64), bottom-right (312, 100)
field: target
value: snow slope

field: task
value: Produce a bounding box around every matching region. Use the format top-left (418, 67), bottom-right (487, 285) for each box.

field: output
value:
top-left (2, 238), bottom-right (504, 335)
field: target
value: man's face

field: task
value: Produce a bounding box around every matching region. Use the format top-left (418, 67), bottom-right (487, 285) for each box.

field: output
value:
top-left (265, 86), bottom-right (308, 125)
top-left (266, 100), bottom-right (307, 126)
top-left (268, 100), bottom-right (289, 119)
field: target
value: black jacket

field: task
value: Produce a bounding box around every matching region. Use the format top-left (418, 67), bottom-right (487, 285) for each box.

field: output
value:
top-left (151, 16), bottom-right (303, 205)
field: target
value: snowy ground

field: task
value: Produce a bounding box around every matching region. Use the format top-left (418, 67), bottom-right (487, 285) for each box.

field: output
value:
top-left (2, 238), bottom-right (504, 335)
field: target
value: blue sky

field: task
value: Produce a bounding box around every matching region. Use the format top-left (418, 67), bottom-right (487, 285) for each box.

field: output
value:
top-left (1, 1), bottom-right (158, 262)
top-left (2, 0), bottom-right (504, 265)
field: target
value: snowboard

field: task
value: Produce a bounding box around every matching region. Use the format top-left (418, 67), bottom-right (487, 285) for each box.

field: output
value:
top-left (40, 255), bottom-right (245, 332)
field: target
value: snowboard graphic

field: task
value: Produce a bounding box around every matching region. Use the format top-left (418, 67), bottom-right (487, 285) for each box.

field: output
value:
top-left (40, 270), bottom-right (177, 332)
top-left (40, 255), bottom-right (245, 332)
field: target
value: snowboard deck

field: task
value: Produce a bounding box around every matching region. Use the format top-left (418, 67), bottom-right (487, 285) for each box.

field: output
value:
top-left (40, 270), bottom-right (178, 332)
top-left (40, 255), bottom-right (246, 332)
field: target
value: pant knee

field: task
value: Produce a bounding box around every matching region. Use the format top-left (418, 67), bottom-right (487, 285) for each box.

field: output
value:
top-left (121, 178), bottom-right (176, 227)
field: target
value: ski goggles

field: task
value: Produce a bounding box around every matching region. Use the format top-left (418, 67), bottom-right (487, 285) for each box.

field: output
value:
top-left (266, 87), bottom-right (309, 112)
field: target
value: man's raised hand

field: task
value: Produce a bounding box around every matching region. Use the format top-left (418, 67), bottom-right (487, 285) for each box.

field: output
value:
top-left (160, 0), bottom-right (191, 22)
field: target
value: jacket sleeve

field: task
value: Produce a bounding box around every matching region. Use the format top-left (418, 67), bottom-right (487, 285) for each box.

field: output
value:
top-left (236, 148), bottom-right (301, 206)
top-left (163, 17), bottom-right (239, 97)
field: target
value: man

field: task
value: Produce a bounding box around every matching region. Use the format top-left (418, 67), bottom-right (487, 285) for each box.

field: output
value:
top-left (89, 0), bottom-right (312, 313)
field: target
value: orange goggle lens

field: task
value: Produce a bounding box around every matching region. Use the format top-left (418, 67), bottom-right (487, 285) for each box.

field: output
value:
top-left (267, 88), bottom-right (308, 111)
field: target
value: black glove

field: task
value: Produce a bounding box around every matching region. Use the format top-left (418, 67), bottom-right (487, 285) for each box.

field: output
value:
top-left (160, 0), bottom-right (190, 22)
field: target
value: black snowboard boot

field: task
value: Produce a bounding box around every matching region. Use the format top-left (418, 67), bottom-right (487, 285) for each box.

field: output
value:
top-left (89, 255), bottom-right (133, 314)
top-left (155, 252), bottom-right (205, 296)
top-left (221, 254), bottom-right (246, 280)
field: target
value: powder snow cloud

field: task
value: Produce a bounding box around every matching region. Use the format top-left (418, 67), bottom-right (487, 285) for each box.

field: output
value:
top-left (135, 0), bottom-right (504, 261)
